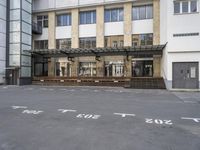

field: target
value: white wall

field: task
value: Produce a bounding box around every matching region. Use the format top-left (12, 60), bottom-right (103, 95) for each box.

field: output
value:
top-left (132, 19), bottom-right (153, 34)
top-left (33, 0), bottom-right (135, 12)
top-left (56, 26), bottom-right (72, 39)
top-left (0, 1), bottom-right (6, 84)
top-left (160, 0), bottom-right (200, 89)
top-left (79, 24), bottom-right (96, 38)
top-left (104, 22), bottom-right (123, 36)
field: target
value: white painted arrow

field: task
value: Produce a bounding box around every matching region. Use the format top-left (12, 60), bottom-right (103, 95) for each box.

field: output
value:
top-left (58, 109), bottom-right (77, 113)
top-left (181, 117), bottom-right (200, 123)
top-left (114, 113), bottom-right (135, 118)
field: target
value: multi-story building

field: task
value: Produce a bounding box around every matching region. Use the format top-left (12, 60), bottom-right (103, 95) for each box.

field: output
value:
top-left (0, 0), bottom-right (200, 90)
top-left (0, 0), bottom-right (32, 85)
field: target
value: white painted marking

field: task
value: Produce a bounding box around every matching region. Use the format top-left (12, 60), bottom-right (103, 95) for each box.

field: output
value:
top-left (183, 101), bottom-right (197, 104)
top-left (145, 119), bottom-right (173, 125)
top-left (181, 117), bottom-right (200, 123)
top-left (3, 86), bottom-right (8, 89)
top-left (114, 113), bottom-right (135, 118)
top-left (58, 109), bottom-right (77, 113)
top-left (12, 106), bottom-right (27, 109)
top-left (22, 110), bottom-right (43, 115)
top-left (76, 114), bottom-right (101, 119)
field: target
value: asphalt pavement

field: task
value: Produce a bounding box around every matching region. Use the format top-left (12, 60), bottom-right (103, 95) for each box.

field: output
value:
top-left (0, 85), bottom-right (199, 150)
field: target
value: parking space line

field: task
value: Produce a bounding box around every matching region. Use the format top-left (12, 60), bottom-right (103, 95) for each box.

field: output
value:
top-left (12, 106), bottom-right (28, 109)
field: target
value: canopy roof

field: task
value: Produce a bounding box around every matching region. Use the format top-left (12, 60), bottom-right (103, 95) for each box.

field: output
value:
top-left (28, 44), bottom-right (167, 58)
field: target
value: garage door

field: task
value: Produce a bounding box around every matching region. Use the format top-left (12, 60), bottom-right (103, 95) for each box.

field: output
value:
top-left (173, 62), bottom-right (199, 89)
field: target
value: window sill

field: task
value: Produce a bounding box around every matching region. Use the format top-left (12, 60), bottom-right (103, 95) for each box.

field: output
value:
top-left (174, 12), bottom-right (199, 15)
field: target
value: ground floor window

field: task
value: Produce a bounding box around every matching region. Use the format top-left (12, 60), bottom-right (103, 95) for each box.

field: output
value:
top-left (34, 60), bottom-right (48, 76)
top-left (105, 61), bottom-right (124, 77)
top-left (56, 62), bottom-right (71, 77)
top-left (132, 60), bottom-right (153, 77)
top-left (79, 62), bottom-right (97, 77)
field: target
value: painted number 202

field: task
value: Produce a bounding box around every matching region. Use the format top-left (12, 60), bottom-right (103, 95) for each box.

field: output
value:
top-left (145, 119), bottom-right (173, 125)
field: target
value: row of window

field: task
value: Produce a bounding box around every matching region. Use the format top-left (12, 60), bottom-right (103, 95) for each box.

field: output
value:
top-left (34, 60), bottom-right (153, 77)
top-left (174, 0), bottom-right (198, 14)
top-left (34, 34), bottom-right (153, 49)
top-left (37, 5), bottom-right (153, 27)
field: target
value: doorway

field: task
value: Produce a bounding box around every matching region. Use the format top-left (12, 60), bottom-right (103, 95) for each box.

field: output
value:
top-left (173, 62), bottom-right (199, 89)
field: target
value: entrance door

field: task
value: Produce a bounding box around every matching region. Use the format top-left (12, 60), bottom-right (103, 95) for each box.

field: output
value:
top-left (173, 62), bottom-right (199, 89)
top-left (7, 69), bottom-right (19, 85)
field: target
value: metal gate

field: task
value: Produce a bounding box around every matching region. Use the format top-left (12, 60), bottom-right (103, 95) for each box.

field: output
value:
top-left (172, 62), bottom-right (199, 89)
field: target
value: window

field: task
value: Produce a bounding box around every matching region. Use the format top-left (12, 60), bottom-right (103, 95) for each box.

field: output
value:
top-left (79, 11), bottom-right (96, 24)
top-left (132, 5), bottom-right (153, 20)
top-left (182, 1), bottom-right (189, 13)
top-left (37, 15), bottom-right (48, 28)
top-left (34, 40), bottom-right (48, 49)
top-left (56, 39), bottom-right (71, 49)
top-left (79, 62), bottom-right (97, 77)
top-left (191, 1), bottom-right (198, 12)
top-left (174, 1), bottom-right (181, 14)
top-left (174, 0), bottom-right (198, 14)
top-left (105, 61), bottom-right (124, 77)
top-left (132, 34), bottom-right (153, 46)
top-left (79, 38), bottom-right (96, 48)
top-left (105, 36), bottom-right (124, 47)
top-left (132, 60), bottom-right (153, 77)
top-left (57, 14), bottom-right (71, 26)
top-left (105, 8), bottom-right (124, 22)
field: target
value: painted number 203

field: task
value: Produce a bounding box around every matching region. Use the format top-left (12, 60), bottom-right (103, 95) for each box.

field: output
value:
top-left (145, 119), bottom-right (173, 125)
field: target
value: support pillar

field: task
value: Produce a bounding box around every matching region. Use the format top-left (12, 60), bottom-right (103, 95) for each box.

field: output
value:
top-left (153, 0), bottom-right (160, 45)
top-left (71, 58), bottom-right (79, 77)
top-left (48, 12), bottom-right (56, 77)
top-left (124, 2), bottom-right (132, 47)
top-left (96, 56), bottom-right (104, 77)
top-left (153, 55), bottom-right (161, 77)
top-left (96, 6), bottom-right (104, 48)
top-left (71, 8), bottom-right (79, 48)
top-left (124, 56), bottom-right (132, 77)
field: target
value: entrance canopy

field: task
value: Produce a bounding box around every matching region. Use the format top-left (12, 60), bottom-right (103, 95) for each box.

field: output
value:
top-left (28, 44), bottom-right (167, 58)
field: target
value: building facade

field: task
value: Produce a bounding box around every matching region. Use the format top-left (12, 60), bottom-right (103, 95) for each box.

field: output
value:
top-left (1, 0), bottom-right (200, 90)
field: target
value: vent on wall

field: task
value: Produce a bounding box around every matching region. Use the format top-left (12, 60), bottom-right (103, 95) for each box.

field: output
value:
top-left (173, 33), bottom-right (199, 37)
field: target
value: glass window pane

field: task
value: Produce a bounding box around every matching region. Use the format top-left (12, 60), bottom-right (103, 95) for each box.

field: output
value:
top-left (105, 10), bottom-right (110, 22)
top-left (174, 2), bottom-right (180, 13)
top-left (10, 10), bottom-right (20, 20)
top-left (22, 10), bottom-right (31, 24)
top-left (93, 11), bottom-right (96, 23)
top-left (80, 13), bottom-right (85, 24)
top-left (191, 1), bottom-right (197, 12)
top-left (10, 21), bottom-right (20, 32)
top-left (119, 9), bottom-right (123, 21)
top-left (57, 15), bottom-right (61, 26)
top-left (10, 32), bottom-right (20, 43)
top-left (86, 12), bottom-right (92, 24)
top-left (146, 5), bottom-right (153, 19)
top-left (10, 0), bottom-right (20, 9)
top-left (111, 9), bottom-right (118, 22)
top-left (139, 6), bottom-right (146, 19)
top-left (132, 7), bottom-right (139, 20)
top-left (182, 1), bottom-right (189, 13)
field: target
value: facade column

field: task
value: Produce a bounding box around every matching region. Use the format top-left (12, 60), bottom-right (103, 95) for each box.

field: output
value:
top-left (96, 57), bottom-right (104, 77)
top-left (153, 55), bottom-right (161, 77)
top-left (153, 0), bottom-right (160, 45)
top-left (124, 2), bottom-right (132, 47)
top-left (71, 8), bottom-right (79, 48)
top-left (96, 5), bottom-right (104, 48)
top-left (71, 58), bottom-right (79, 77)
top-left (48, 12), bottom-right (56, 77)
top-left (124, 56), bottom-right (132, 77)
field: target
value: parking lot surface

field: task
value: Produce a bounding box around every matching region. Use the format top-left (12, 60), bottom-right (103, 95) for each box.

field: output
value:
top-left (0, 85), bottom-right (199, 150)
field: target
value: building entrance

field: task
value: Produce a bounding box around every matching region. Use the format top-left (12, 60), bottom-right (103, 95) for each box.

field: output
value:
top-left (173, 62), bottom-right (199, 89)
